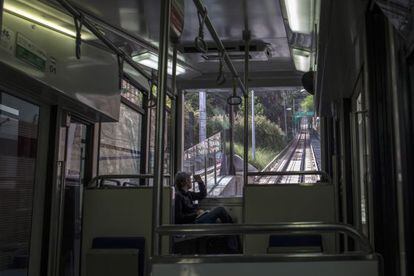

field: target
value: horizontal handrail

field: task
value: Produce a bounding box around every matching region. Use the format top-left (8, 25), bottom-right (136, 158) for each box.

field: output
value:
top-left (156, 222), bottom-right (373, 254)
top-left (247, 170), bottom-right (331, 183)
top-left (88, 174), bottom-right (171, 188)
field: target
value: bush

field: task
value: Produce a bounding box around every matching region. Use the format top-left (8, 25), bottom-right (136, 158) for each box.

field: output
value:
top-left (234, 115), bottom-right (286, 151)
top-left (233, 143), bottom-right (278, 170)
top-left (207, 114), bottom-right (230, 135)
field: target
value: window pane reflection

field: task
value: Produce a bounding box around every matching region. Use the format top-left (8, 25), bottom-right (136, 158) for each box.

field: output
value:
top-left (0, 92), bottom-right (39, 275)
top-left (121, 80), bottom-right (143, 107)
top-left (99, 104), bottom-right (142, 177)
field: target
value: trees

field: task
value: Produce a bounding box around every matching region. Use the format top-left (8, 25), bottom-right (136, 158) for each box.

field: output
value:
top-left (239, 95), bottom-right (265, 117)
top-left (301, 95), bottom-right (314, 112)
top-left (183, 90), bottom-right (308, 154)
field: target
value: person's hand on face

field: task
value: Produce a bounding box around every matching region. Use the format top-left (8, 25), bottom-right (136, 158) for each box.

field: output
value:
top-left (186, 176), bottom-right (192, 190)
top-left (196, 209), bottom-right (205, 215)
top-left (193, 174), bottom-right (203, 183)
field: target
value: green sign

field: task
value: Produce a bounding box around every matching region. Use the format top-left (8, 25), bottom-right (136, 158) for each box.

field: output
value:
top-left (15, 34), bottom-right (47, 72)
top-left (294, 111), bottom-right (314, 118)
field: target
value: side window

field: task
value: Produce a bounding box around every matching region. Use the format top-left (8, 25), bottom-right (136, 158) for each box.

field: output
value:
top-left (147, 85), bottom-right (173, 177)
top-left (98, 79), bottom-right (145, 184)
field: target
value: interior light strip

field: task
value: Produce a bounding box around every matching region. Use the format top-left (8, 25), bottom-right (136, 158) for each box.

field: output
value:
top-left (3, 1), bottom-right (77, 37)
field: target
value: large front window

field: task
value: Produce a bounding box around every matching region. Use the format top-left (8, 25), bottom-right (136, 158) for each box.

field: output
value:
top-left (183, 89), bottom-right (321, 197)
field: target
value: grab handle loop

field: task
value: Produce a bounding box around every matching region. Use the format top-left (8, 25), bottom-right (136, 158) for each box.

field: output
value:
top-left (194, 8), bottom-right (208, 53)
top-left (74, 15), bottom-right (84, 59)
top-left (227, 78), bottom-right (242, 105)
top-left (147, 70), bottom-right (157, 108)
top-left (117, 54), bottom-right (124, 89)
top-left (216, 51), bottom-right (226, 85)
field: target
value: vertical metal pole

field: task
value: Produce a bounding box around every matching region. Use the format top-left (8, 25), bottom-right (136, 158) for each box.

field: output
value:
top-left (284, 91), bottom-right (288, 138)
top-left (251, 89), bottom-right (256, 159)
top-left (170, 41), bottom-right (178, 187)
top-left (293, 98), bottom-right (296, 135)
top-left (175, 88), bottom-right (185, 172)
top-left (243, 0), bottom-right (250, 185)
top-left (214, 150), bottom-right (217, 185)
top-left (204, 155), bottom-right (208, 185)
top-left (152, 0), bottom-right (171, 257)
top-left (206, 139), bottom-right (211, 185)
top-left (199, 91), bottom-right (207, 142)
top-left (229, 104), bottom-right (235, 175)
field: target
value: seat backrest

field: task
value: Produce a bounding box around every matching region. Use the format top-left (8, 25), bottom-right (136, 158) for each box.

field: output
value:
top-left (85, 249), bottom-right (140, 276)
top-left (267, 234), bottom-right (323, 253)
top-left (81, 187), bottom-right (172, 276)
top-left (243, 184), bottom-right (336, 254)
top-left (151, 255), bottom-right (381, 276)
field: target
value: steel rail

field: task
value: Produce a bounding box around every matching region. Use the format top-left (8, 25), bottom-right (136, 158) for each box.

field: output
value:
top-left (192, 0), bottom-right (247, 96)
top-left (156, 222), bottom-right (373, 253)
top-left (259, 133), bottom-right (301, 184)
top-left (277, 132), bottom-right (303, 183)
top-left (56, 0), bottom-right (174, 98)
top-left (306, 132), bottom-right (319, 182)
top-left (248, 170), bottom-right (331, 183)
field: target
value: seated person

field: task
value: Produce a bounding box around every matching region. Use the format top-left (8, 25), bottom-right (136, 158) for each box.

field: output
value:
top-left (174, 171), bottom-right (234, 224)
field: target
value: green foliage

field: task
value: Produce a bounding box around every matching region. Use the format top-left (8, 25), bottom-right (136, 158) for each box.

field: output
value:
top-left (207, 115), bottom-right (230, 134)
top-left (233, 115), bottom-right (286, 151)
top-left (184, 91), bottom-right (293, 154)
top-left (240, 96), bottom-right (265, 116)
top-left (301, 95), bottom-right (314, 112)
top-left (233, 143), bottom-right (278, 170)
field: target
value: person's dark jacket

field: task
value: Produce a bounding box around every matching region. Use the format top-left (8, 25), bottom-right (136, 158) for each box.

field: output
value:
top-left (175, 181), bottom-right (207, 224)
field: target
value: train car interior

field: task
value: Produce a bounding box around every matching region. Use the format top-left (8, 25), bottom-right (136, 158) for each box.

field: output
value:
top-left (0, 0), bottom-right (413, 276)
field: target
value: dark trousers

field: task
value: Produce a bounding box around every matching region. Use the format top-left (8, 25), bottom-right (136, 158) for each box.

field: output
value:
top-left (195, 206), bottom-right (233, 224)
top-left (195, 206), bottom-right (239, 252)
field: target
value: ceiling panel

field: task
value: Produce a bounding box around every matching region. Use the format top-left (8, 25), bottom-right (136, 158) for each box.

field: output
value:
top-left (43, 0), bottom-right (299, 82)
top-left (181, 0), bottom-right (287, 42)
top-left (58, 0), bottom-right (161, 44)
top-left (55, 0), bottom-right (288, 46)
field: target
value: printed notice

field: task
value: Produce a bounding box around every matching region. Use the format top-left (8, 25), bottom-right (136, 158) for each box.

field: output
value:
top-left (16, 33), bottom-right (47, 72)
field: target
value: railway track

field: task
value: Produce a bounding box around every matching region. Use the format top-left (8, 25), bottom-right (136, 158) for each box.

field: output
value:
top-left (257, 122), bottom-right (320, 184)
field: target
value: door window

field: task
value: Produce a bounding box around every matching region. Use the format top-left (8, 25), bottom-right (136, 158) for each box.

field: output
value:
top-left (0, 92), bottom-right (39, 275)
top-left (60, 121), bottom-right (88, 276)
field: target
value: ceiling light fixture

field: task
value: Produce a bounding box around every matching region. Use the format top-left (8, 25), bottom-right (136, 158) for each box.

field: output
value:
top-left (3, 0), bottom-right (90, 38)
top-left (132, 52), bottom-right (186, 76)
top-left (292, 48), bottom-right (311, 72)
top-left (283, 0), bottom-right (315, 34)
